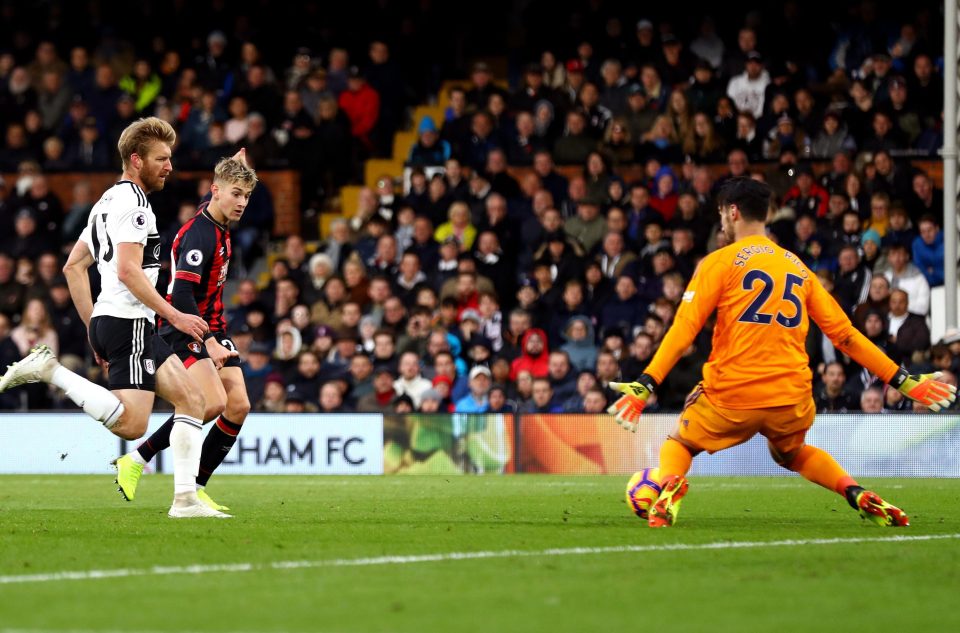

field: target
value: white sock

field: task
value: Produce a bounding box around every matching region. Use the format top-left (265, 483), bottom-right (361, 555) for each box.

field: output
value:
top-left (169, 415), bottom-right (203, 496)
top-left (129, 451), bottom-right (148, 466)
top-left (51, 366), bottom-right (124, 429)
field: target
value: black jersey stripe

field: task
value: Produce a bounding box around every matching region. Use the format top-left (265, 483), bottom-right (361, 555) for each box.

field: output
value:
top-left (127, 182), bottom-right (145, 207)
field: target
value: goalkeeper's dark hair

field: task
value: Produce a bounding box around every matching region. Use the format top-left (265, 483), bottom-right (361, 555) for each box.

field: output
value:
top-left (716, 177), bottom-right (772, 223)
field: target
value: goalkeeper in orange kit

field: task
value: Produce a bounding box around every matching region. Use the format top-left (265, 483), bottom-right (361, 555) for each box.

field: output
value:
top-left (609, 177), bottom-right (956, 528)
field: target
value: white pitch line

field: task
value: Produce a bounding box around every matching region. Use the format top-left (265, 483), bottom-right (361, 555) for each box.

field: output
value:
top-left (1, 533), bottom-right (956, 586)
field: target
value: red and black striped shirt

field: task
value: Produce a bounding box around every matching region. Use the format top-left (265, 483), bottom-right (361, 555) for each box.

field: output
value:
top-left (159, 202), bottom-right (232, 334)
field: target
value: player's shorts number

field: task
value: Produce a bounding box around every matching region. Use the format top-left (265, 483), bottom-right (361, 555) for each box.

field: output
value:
top-left (738, 271), bottom-right (804, 328)
top-left (220, 337), bottom-right (236, 352)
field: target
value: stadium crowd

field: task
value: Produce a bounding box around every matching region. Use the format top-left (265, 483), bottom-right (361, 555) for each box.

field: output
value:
top-left (0, 1), bottom-right (956, 415)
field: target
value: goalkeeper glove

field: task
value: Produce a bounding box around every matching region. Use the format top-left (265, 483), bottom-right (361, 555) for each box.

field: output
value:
top-left (891, 369), bottom-right (957, 412)
top-left (607, 374), bottom-right (658, 432)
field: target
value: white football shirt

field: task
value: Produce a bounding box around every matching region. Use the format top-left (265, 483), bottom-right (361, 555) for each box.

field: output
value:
top-left (79, 180), bottom-right (162, 320)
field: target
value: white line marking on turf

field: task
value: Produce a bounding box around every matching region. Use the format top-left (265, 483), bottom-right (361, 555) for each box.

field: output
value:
top-left (1, 533), bottom-right (956, 586)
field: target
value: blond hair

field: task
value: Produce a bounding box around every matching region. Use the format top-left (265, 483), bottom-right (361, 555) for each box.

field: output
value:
top-left (213, 156), bottom-right (258, 190)
top-left (117, 117), bottom-right (176, 170)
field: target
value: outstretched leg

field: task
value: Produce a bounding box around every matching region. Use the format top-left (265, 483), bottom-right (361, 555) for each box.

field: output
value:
top-left (770, 442), bottom-right (909, 527)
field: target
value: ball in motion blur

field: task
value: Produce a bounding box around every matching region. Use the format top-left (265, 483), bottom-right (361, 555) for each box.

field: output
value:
top-left (625, 467), bottom-right (662, 519)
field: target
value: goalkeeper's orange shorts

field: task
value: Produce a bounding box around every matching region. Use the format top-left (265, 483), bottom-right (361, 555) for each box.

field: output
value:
top-left (670, 383), bottom-right (816, 455)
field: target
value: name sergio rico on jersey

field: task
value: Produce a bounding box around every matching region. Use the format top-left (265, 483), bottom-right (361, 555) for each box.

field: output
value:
top-left (80, 180), bottom-right (161, 320)
top-left (160, 201), bottom-right (231, 334)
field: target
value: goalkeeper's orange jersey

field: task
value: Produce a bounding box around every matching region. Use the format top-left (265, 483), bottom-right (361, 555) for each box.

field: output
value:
top-left (644, 234), bottom-right (899, 409)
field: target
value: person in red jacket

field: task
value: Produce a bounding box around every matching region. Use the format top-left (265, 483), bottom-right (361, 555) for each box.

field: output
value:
top-left (338, 66), bottom-right (380, 151)
top-left (510, 328), bottom-right (550, 380)
top-left (782, 165), bottom-right (829, 218)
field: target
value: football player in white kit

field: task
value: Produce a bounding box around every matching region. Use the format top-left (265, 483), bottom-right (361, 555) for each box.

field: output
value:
top-left (0, 117), bottom-right (228, 518)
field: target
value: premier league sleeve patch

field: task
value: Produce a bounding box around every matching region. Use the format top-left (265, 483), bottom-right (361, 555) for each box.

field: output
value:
top-left (186, 249), bottom-right (204, 266)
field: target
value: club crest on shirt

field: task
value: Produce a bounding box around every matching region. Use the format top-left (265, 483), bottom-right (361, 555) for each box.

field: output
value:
top-left (188, 342), bottom-right (202, 354)
top-left (132, 212), bottom-right (147, 229)
top-left (186, 249), bottom-right (203, 266)
top-left (144, 359), bottom-right (155, 375)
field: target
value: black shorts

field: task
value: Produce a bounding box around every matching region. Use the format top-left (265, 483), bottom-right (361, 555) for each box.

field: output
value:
top-left (89, 316), bottom-right (175, 391)
top-left (162, 330), bottom-right (242, 370)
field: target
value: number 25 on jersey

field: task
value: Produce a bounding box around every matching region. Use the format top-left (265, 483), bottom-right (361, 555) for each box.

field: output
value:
top-left (737, 270), bottom-right (805, 328)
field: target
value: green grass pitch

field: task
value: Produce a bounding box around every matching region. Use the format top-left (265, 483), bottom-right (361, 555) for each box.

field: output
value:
top-left (1, 475), bottom-right (958, 633)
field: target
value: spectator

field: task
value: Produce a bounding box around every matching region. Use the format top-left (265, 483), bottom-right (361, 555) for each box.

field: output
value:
top-left (553, 109), bottom-right (596, 165)
top-left (564, 195), bottom-right (605, 253)
top-left (832, 245), bottom-right (871, 315)
top-left (65, 116), bottom-right (110, 170)
top-left (434, 201), bottom-right (476, 252)
top-left (911, 216), bottom-right (944, 287)
top-left (882, 243), bottom-right (930, 316)
top-left (393, 350), bottom-right (433, 408)
top-left (408, 116), bottom-right (450, 166)
top-left (853, 275), bottom-right (891, 331)
top-left (815, 361), bottom-right (857, 412)
top-left (726, 51), bottom-right (769, 119)
top-left (454, 365), bottom-right (492, 413)
top-left (546, 350), bottom-right (577, 403)
top-left (811, 111), bottom-right (856, 158)
top-left (860, 386), bottom-right (885, 414)
top-left (509, 328), bottom-right (549, 380)
top-left (319, 382), bottom-right (351, 413)
top-left (10, 296), bottom-right (58, 356)
top-left (886, 289), bottom-right (929, 366)
top-left (357, 366), bottom-right (398, 413)
top-left (601, 274), bottom-right (646, 334)
top-left (338, 66), bottom-right (380, 153)
top-left (256, 373), bottom-right (287, 413)
top-left (521, 377), bottom-right (561, 413)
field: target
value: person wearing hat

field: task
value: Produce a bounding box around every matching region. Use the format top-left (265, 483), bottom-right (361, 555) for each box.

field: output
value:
top-left (66, 115), bottom-right (111, 170)
top-left (726, 50), bottom-right (769, 119)
top-left (408, 115), bottom-right (451, 166)
top-left (859, 227), bottom-right (884, 272)
top-left (629, 19), bottom-right (658, 67)
top-left (557, 59), bottom-right (586, 107)
top-left (454, 364), bottom-right (492, 413)
top-left (465, 61), bottom-right (507, 112)
top-left (416, 387), bottom-right (443, 413)
top-left (254, 372), bottom-right (287, 413)
top-left (864, 51), bottom-right (893, 102)
top-left (659, 33), bottom-right (693, 88)
top-left (564, 192), bottom-right (606, 253)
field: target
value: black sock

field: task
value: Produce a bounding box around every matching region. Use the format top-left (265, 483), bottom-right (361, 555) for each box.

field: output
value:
top-left (844, 485), bottom-right (866, 509)
top-left (136, 414), bottom-right (175, 463)
top-left (197, 416), bottom-right (242, 487)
